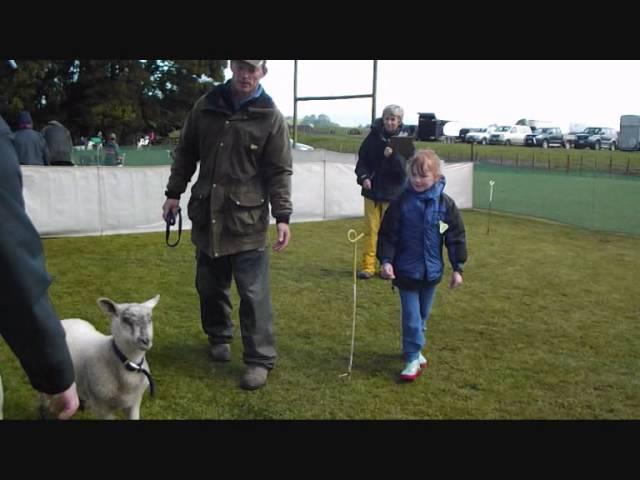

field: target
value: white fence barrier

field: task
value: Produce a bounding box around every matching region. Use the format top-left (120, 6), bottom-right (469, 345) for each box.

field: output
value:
top-left (22, 149), bottom-right (473, 238)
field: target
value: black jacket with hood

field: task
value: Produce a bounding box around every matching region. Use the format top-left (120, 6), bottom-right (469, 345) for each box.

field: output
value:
top-left (355, 117), bottom-right (415, 202)
top-left (42, 120), bottom-right (73, 165)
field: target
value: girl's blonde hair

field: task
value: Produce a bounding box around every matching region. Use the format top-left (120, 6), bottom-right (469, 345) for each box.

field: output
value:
top-left (408, 149), bottom-right (443, 179)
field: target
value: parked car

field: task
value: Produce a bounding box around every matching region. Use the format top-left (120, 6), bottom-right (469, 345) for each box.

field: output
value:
top-left (572, 127), bottom-right (618, 150)
top-left (524, 127), bottom-right (565, 148)
top-left (562, 133), bottom-right (575, 149)
top-left (464, 126), bottom-right (497, 144)
top-left (488, 125), bottom-right (532, 145)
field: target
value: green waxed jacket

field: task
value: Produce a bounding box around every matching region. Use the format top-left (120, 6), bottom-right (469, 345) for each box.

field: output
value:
top-left (166, 82), bottom-right (293, 258)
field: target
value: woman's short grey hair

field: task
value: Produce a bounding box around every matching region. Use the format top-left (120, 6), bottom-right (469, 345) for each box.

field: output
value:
top-left (382, 104), bottom-right (404, 120)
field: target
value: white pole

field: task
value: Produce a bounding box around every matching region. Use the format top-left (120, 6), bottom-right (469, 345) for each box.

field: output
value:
top-left (486, 180), bottom-right (495, 234)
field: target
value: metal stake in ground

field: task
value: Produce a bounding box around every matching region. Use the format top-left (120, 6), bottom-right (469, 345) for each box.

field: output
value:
top-left (486, 180), bottom-right (495, 234)
top-left (340, 229), bottom-right (364, 378)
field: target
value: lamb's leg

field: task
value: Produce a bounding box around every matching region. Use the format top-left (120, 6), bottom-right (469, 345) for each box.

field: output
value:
top-left (93, 405), bottom-right (116, 420)
top-left (123, 403), bottom-right (141, 420)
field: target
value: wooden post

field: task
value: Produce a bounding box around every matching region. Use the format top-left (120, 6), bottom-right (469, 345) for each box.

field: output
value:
top-left (609, 152), bottom-right (613, 175)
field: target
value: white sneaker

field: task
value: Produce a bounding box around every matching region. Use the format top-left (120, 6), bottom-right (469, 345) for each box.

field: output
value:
top-left (419, 353), bottom-right (428, 369)
top-left (400, 359), bottom-right (423, 381)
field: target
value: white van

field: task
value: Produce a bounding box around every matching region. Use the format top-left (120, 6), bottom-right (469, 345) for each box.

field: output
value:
top-left (488, 125), bottom-right (532, 145)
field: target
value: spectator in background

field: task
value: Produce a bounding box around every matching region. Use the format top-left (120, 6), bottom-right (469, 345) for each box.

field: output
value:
top-left (103, 133), bottom-right (123, 166)
top-left (14, 111), bottom-right (49, 166)
top-left (42, 120), bottom-right (73, 166)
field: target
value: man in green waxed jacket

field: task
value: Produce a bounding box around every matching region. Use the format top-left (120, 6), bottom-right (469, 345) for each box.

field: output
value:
top-left (162, 60), bottom-right (293, 391)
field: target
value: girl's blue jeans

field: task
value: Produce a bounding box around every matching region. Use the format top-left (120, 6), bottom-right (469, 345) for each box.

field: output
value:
top-left (399, 284), bottom-right (438, 362)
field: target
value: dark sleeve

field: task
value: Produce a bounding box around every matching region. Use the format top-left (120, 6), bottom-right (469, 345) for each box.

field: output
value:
top-left (263, 111), bottom-right (293, 222)
top-left (355, 134), bottom-right (374, 185)
top-left (166, 100), bottom-right (201, 198)
top-left (1, 293), bottom-right (75, 394)
top-left (0, 134), bottom-right (75, 394)
top-left (443, 195), bottom-right (467, 272)
top-left (376, 197), bottom-right (402, 265)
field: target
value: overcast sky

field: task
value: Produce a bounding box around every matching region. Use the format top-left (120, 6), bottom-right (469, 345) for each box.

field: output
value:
top-left (225, 60), bottom-right (640, 132)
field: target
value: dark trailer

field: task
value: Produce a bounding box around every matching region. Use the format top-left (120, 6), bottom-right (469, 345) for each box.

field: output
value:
top-left (416, 112), bottom-right (448, 141)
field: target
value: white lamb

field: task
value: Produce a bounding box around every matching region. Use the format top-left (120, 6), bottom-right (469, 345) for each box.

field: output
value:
top-left (43, 295), bottom-right (160, 420)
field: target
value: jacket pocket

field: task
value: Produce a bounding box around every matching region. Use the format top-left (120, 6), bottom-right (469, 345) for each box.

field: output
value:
top-left (187, 193), bottom-right (211, 227)
top-left (226, 190), bottom-right (268, 235)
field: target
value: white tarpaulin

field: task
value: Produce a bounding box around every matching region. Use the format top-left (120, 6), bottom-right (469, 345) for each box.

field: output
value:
top-left (21, 150), bottom-right (473, 238)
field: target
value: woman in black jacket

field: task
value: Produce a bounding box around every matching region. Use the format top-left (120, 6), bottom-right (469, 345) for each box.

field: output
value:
top-left (355, 104), bottom-right (414, 279)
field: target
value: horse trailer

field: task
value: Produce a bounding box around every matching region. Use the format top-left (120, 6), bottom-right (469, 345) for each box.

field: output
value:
top-left (619, 115), bottom-right (640, 151)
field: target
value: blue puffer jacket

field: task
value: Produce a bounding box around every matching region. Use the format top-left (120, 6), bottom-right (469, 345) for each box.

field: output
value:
top-left (377, 177), bottom-right (467, 289)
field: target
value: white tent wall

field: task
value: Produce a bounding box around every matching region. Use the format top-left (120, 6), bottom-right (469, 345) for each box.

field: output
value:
top-left (21, 150), bottom-right (473, 238)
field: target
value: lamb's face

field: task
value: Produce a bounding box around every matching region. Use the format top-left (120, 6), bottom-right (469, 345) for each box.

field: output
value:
top-left (119, 305), bottom-right (154, 351)
top-left (99, 295), bottom-right (160, 352)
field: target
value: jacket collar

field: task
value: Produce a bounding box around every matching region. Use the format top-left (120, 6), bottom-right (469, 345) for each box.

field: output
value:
top-left (203, 80), bottom-right (275, 116)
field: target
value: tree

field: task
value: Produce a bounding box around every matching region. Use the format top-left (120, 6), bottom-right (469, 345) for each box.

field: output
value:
top-left (301, 113), bottom-right (340, 127)
top-left (0, 59), bottom-right (227, 144)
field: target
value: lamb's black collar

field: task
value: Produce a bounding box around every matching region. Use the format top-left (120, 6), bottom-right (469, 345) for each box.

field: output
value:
top-left (111, 340), bottom-right (155, 397)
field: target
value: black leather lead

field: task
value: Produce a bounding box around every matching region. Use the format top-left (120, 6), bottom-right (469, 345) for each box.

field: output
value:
top-left (165, 207), bottom-right (182, 247)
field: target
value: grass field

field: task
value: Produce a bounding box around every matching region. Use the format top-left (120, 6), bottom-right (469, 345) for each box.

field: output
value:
top-left (1, 212), bottom-right (638, 419)
top-left (474, 163), bottom-right (640, 235)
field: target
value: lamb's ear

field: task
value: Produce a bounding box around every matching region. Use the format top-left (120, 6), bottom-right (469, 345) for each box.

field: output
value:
top-left (145, 294), bottom-right (160, 310)
top-left (97, 298), bottom-right (119, 317)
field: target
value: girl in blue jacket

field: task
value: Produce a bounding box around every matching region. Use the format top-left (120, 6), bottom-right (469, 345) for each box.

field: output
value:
top-left (377, 149), bottom-right (467, 381)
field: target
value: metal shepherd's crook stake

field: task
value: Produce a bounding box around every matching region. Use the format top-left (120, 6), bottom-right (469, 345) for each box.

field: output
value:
top-left (486, 180), bottom-right (495, 234)
top-left (340, 229), bottom-right (364, 378)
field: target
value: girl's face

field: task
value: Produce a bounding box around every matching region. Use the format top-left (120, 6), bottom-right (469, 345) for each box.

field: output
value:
top-left (410, 168), bottom-right (436, 192)
top-left (383, 114), bottom-right (401, 134)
